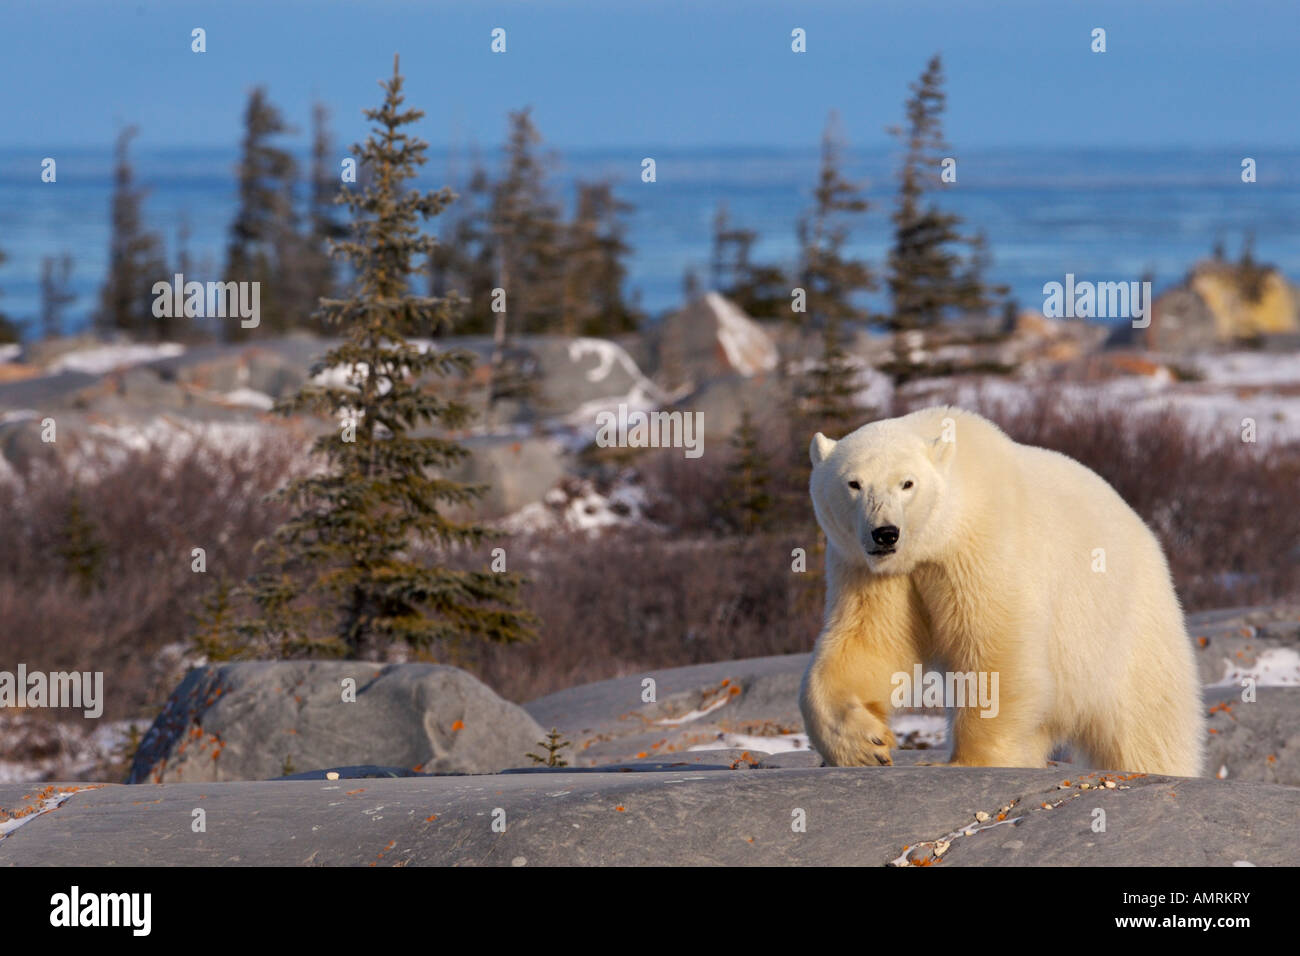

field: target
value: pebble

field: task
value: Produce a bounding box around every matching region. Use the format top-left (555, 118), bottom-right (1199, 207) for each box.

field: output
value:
top-left (974, 810), bottom-right (990, 822)
top-left (934, 840), bottom-right (951, 856)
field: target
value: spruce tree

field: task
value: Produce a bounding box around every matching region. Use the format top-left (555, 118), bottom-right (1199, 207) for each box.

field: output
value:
top-left (489, 108), bottom-right (564, 336)
top-left (96, 126), bottom-right (166, 340)
top-left (226, 88), bottom-right (299, 338)
top-left (885, 54), bottom-right (1003, 331)
top-left (303, 102), bottom-right (348, 333)
top-left (190, 575), bottom-right (243, 660)
top-left (429, 159), bottom-right (496, 335)
top-left (725, 407), bottom-right (775, 534)
top-left (40, 254), bottom-right (76, 340)
top-left (561, 181), bottom-right (641, 337)
top-left (245, 55), bottom-right (534, 659)
top-left (0, 246), bottom-right (13, 344)
top-left (710, 203), bottom-right (788, 318)
top-left (58, 492), bottom-right (106, 594)
top-left (795, 114), bottom-right (872, 432)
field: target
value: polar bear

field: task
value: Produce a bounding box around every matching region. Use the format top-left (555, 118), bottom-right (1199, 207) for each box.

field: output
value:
top-left (799, 406), bottom-right (1204, 776)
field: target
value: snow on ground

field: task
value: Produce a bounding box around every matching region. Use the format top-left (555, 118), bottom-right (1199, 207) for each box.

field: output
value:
top-left (688, 732), bottom-right (810, 753)
top-left (216, 387), bottom-right (276, 410)
top-left (1210, 647), bottom-right (1300, 688)
top-left (0, 408), bottom-right (39, 426)
top-left (1189, 351), bottom-right (1300, 387)
top-left (788, 354), bottom-right (895, 412)
top-left (655, 696), bottom-right (731, 726)
top-left (903, 366), bottom-right (1300, 444)
top-left (61, 417), bottom-right (288, 484)
top-left (46, 342), bottom-right (184, 375)
top-left (706, 292), bottom-right (779, 376)
top-left (563, 338), bottom-right (667, 436)
top-left (891, 713), bottom-right (949, 748)
top-left (0, 716), bottom-right (152, 786)
top-left (498, 477), bottom-right (651, 535)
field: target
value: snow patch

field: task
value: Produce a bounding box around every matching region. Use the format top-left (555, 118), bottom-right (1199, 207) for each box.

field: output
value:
top-left (656, 696), bottom-right (730, 725)
top-left (47, 342), bottom-right (184, 376)
top-left (1211, 647), bottom-right (1300, 688)
top-left (687, 732), bottom-right (810, 753)
top-left (219, 387), bottom-right (276, 410)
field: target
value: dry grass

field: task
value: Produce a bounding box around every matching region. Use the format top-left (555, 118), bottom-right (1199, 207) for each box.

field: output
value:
top-left (1, 387), bottom-right (1295, 721)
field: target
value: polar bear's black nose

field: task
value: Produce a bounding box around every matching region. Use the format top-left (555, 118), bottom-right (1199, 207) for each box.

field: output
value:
top-left (871, 525), bottom-right (900, 547)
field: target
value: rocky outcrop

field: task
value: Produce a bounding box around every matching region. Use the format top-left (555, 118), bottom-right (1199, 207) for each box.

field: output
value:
top-left (3, 766), bottom-right (1294, 865)
top-left (127, 662), bottom-right (546, 784)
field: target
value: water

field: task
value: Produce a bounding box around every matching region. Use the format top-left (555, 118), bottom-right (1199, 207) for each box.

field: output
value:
top-left (3, 145), bottom-right (1299, 336)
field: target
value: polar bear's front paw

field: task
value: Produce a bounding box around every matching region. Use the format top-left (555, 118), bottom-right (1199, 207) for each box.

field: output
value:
top-left (858, 728), bottom-right (896, 766)
top-left (824, 708), bottom-right (896, 767)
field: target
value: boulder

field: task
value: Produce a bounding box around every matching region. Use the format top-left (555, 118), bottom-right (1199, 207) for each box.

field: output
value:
top-left (652, 293), bottom-right (779, 392)
top-left (449, 433), bottom-right (569, 517)
top-left (669, 372), bottom-right (793, 450)
top-left (127, 662), bottom-right (547, 783)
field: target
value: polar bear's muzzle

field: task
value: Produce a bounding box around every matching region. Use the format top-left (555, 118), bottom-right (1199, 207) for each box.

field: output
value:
top-left (865, 523), bottom-right (900, 555)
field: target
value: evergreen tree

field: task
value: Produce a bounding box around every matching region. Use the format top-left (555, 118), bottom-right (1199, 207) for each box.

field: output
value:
top-left (526, 728), bottom-right (572, 767)
top-left (725, 407), bottom-right (776, 534)
top-left (710, 203), bottom-right (788, 318)
top-left (429, 160), bottom-right (497, 335)
top-left (302, 102), bottom-right (348, 333)
top-left (476, 109), bottom-right (562, 417)
top-left (805, 318), bottom-right (860, 433)
top-left (560, 181), bottom-right (641, 336)
top-left (40, 254), bottom-right (76, 340)
top-left (0, 246), bottom-right (18, 344)
top-left (489, 109), bottom-right (565, 336)
top-left (58, 492), bottom-right (106, 594)
top-left (226, 88), bottom-right (299, 338)
top-left (885, 54), bottom-right (1003, 330)
top-left (243, 55), bottom-right (534, 659)
top-left (795, 114), bottom-right (872, 431)
top-left (96, 126), bottom-right (166, 340)
top-left (190, 575), bottom-right (244, 660)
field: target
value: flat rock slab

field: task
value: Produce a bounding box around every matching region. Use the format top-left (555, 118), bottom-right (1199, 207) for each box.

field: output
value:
top-left (1204, 687), bottom-right (1300, 786)
top-left (523, 653), bottom-right (810, 766)
top-left (1, 767), bottom-right (1292, 866)
top-left (522, 606), bottom-right (1300, 769)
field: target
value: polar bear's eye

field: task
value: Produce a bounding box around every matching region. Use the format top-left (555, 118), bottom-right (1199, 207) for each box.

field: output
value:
top-left (901, 480), bottom-right (914, 490)
top-left (847, 480), bottom-right (861, 490)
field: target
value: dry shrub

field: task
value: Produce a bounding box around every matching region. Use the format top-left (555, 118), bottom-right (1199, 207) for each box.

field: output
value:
top-left (2, 384), bottom-right (1293, 719)
top-left (449, 532), bottom-right (824, 702)
top-left (0, 433), bottom-right (301, 720)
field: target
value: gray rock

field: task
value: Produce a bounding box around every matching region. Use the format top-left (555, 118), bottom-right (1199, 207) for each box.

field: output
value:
top-left (648, 293), bottom-right (779, 391)
top-left (127, 662), bottom-right (546, 783)
top-left (670, 373), bottom-right (793, 450)
top-left (449, 433), bottom-right (569, 516)
top-left (1204, 687), bottom-right (1300, 786)
top-left (524, 653), bottom-right (811, 767)
top-left (3, 767), bottom-right (1295, 865)
top-left (1188, 604), bottom-right (1300, 687)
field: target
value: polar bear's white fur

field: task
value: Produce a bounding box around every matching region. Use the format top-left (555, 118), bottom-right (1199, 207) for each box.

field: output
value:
top-left (799, 406), bottom-right (1204, 776)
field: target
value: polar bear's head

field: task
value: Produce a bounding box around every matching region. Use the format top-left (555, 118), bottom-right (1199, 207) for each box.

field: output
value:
top-left (809, 418), bottom-right (956, 573)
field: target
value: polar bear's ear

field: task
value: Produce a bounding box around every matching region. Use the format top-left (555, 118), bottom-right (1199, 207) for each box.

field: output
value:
top-left (930, 435), bottom-right (956, 470)
top-left (810, 433), bottom-right (837, 466)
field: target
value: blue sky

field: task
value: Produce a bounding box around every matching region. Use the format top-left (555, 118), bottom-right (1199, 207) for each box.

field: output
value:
top-left (3, 0), bottom-right (1298, 151)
